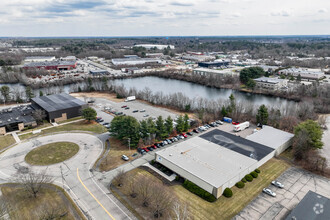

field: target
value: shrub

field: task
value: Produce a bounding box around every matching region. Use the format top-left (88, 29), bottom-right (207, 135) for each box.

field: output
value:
top-left (250, 171), bottom-right (258, 178)
top-left (245, 174), bottom-right (253, 182)
top-left (150, 160), bottom-right (155, 165)
top-left (241, 178), bottom-right (247, 183)
top-left (183, 180), bottom-right (216, 202)
top-left (235, 181), bottom-right (245, 188)
top-left (255, 168), bottom-right (261, 173)
top-left (223, 188), bottom-right (233, 198)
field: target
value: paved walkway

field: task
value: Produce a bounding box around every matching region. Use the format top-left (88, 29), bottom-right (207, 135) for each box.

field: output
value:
top-left (11, 132), bottom-right (20, 143)
top-left (142, 163), bottom-right (177, 181)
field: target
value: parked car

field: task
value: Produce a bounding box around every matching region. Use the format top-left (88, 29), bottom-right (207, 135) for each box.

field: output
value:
top-left (152, 145), bottom-right (157, 149)
top-left (166, 139), bottom-right (172, 144)
top-left (98, 119), bottom-right (104, 123)
top-left (187, 132), bottom-right (193, 136)
top-left (211, 122), bottom-right (218, 127)
top-left (137, 148), bottom-right (146, 155)
top-left (147, 146), bottom-right (154, 151)
top-left (181, 133), bottom-right (188, 138)
top-left (262, 188), bottom-right (276, 197)
top-left (163, 140), bottom-right (168, 145)
top-left (121, 105), bottom-right (127, 108)
top-left (204, 124), bottom-right (210, 129)
top-left (132, 110), bottom-right (139, 113)
top-left (155, 143), bottom-right (161, 148)
top-left (124, 107), bottom-right (130, 110)
top-left (215, 120), bottom-right (224, 125)
top-left (143, 114), bottom-right (149, 117)
top-left (232, 121), bottom-right (240, 125)
top-left (159, 142), bottom-right (165, 147)
top-left (193, 129), bottom-right (199, 133)
top-left (140, 109), bottom-right (146, 112)
top-left (209, 123), bottom-right (215, 127)
top-left (173, 137), bottom-right (178, 142)
top-left (271, 181), bottom-right (284, 188)
top-left (142, 147), bottom-right (149, 152)
top-left (121, 155), bottom-right (129, 161)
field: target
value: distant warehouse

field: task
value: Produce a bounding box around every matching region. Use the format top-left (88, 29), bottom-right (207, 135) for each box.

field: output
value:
top-left (253, 77), bottom-right (287, 90)
top-left (198, 61), bottom-right (229, 68)
top-left (278, 68), bottom-right (325, 80)
top-left (193, 67), bottom-right (239, 77)
top-left (31, 93), bottom-right (87, 123)
top-left (155, 128), bottom-right (293, 198)
top-left (23, 60), bottom-right (77, 70)
top-left (111, 57), bottom-right (161, 66)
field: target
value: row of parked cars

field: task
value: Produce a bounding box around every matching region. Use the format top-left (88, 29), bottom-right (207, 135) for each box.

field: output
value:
top-left (192, 120), bottom-right (224, 133)
top-left (137, 132), bottom-right (193, 155)
top-left (262, 180), bottom-right (284, 197)
top-left (95, 117), bottom-right (110, 128)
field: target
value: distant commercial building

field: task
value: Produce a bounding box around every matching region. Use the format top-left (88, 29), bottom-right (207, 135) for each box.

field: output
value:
top-left (31, 93), bottom-right (87, 123)
top-left (285, 191), bottom-right (330, 220)
top-left (24, 56), bottom-right (56, 63)
top-left (111, 57), bottom-right (161, 66)
top-left (61, 56), bottom-right (76, 61)
top-left (193, 68), bottom-right (239, 77)
top-left (155, 129), bottom-right (280, 198)
top-left (278, 68), bottom-right (325, 80)
top-left (89, 69), bottom-right (109, 75)
top-left (181, 54), bottom-right (214, 62)
top-left (254, 77), bottom-right (287, 90)
top-left (146, 53), bottom-right (164, 58)
top-left (134, 44), bottom-right (175, 50)
top-left (198, 61), bottom-right (229, 68)
top-left (246, 126), bottom-right (294, 156)
top-left (23, 61), bottom-right (77, 70)
top-left (0, 105), bottom-right (36, 135)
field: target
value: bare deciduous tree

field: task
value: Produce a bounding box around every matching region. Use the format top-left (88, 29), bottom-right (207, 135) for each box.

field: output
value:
top-left (37, 204), bottom-right (68, 220)
top-left (32, 109), bottom-right (46, 125)
top-left (171, 201), bottom-right (190, 220)
top-left (16, 170), bottom-right (53, 198)
top-left (112, 169), bottom-right (126, 187)
top-left (150, 184), bottom-right (174, 218)
top-left (136, 176), bottom-right (152, 207)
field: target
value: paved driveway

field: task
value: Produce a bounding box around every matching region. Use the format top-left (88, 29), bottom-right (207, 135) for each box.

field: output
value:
top-left (0, 133), bottom-right (134, 220)
top-left (320, 116), bottom-right (330, 165)
top-left (234, 167), bottom-right (330, 220)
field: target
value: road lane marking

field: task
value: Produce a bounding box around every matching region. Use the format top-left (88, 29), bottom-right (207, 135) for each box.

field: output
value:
top-left (77, 168), bottom-right (115, 220)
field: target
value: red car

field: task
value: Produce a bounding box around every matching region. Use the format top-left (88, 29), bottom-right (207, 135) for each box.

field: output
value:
top-left (152, 145), bottom-right (157, 149)
top-left (121, 105), bottom-right (127, 108)
top-left (142, 147), bottom-right (149, 152)
top-left (181, 133), bottom-right (188, 138)
top-left (232, 121), bottom-right (240, 125)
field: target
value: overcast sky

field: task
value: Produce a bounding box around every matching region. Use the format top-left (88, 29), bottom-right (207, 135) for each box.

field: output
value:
top-left (0, 0), bottom-right (329, 37)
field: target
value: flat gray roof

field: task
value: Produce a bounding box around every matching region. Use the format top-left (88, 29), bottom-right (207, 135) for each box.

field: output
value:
top-left (156, 129), bottom-right (268, 188)
top-left (0, 105), bottom-right (35, 127)
top-left (246, 126), bottom-right (294, 150)
top-left (32, 93), bottom-right (86, 113)
top-left (254, 77), bottom-right (285, 84)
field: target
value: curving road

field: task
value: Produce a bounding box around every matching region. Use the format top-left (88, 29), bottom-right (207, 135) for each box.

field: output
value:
top-left (0, 133), bottom-right (134, 220)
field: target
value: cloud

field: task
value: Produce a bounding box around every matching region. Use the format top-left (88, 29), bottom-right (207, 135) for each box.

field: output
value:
top-left (170, 1), bottom-right (194, 6)
top-left (318, 8), bottom-right (328, 13)
top-left (271, 10), bottom-right (291, 17)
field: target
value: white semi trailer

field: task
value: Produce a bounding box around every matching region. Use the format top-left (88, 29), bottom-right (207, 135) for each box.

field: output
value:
top-left (125, 96), bottom-right (136, 102)
top-left (234, 121), bottom-right (250, 132)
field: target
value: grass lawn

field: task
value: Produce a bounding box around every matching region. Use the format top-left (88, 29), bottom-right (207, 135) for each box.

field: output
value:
top-left (99, 138), bottom-right (135, 171)
top-left (115, 158), bottom-right (290, 220)
top-left (0, 135), bottom-right (15, 151)
top-left (25, 142), bottom-right (79, 165)
top-left (19, 120), bottom-right (107, 140)
top-left (1, 184), bottom-right (83, 220)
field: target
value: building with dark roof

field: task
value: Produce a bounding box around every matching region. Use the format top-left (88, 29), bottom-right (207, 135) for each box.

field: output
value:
top-left (286, 191), bottom-right (330, 220)
top-left (31, 94), bottom-right (87, 123)
top-left (198, 61), bottom-right (229, 68)
top-left (155, 128), bottom-right (276, 198)
top-left (0, 105), bottom-right (36, 135)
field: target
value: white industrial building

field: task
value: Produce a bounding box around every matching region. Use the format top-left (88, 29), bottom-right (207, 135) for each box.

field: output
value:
top-left (181, 54), bottom-right (214, 62)
top-left (254, 77), bottom-right (287, 90)
top-left (278, 68), bottom-right (325, 80)
top-left (24, 56), bottom-right (56, 63)
top-left (155, 129), bottom-right (286, 198)
top-left (111, 57), bottom-right (161, 66)
top-left (193, 67), bottom-right (239, 77)
top-left (246, 126), bottom-right (294, 156)
top-left (134, 44), bottom-right (175, 50)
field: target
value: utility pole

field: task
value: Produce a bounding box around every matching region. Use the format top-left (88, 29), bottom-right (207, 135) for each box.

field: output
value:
top-left (128, 138), bottom-right (131, 152)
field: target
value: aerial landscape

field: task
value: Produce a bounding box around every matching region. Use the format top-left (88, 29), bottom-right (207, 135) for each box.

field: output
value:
top-left (0, 0), bottom-right (330, 220)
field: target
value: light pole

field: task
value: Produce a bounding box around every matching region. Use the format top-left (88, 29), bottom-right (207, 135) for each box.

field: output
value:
top-left (127, 137), bottom-right (131, 152)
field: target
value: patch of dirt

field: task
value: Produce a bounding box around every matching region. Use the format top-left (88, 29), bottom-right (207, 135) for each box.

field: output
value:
top-left (71, 92), bottom-right (125, 103)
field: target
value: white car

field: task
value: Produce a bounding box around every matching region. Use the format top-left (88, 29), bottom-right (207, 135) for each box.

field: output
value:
top-left (271, 181), bottom-right (284, 188)
top-left (263, 188), bottom-right (276, 197)
top-left (121, 155), bottom-right (129, 161)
